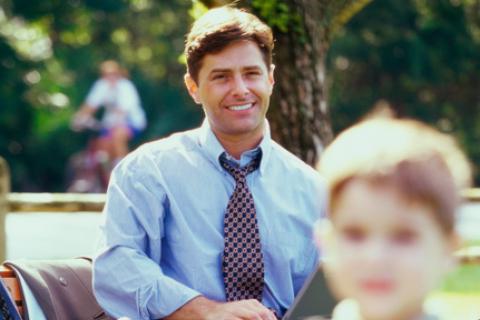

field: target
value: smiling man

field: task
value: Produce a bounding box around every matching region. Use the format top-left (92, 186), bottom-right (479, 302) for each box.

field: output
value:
top-left (93, 6), bottom-right (326, 320)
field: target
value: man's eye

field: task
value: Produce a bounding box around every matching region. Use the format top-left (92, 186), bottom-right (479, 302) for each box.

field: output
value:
top-left (341, 226), bottom-right (366, 242)
top-left (212, 74), bottom-right (227, 80)
top-left (246, 71), bottom-right (261, 77)
top-left (392, 229), bottom-right (418, 245)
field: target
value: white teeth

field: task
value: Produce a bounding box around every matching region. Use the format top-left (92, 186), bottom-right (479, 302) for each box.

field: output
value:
top-left (228, 103), bottom-right (253, 111)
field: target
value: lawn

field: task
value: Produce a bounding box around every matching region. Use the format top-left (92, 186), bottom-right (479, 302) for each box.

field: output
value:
top-left (427, 264), bottom-right (480, 319)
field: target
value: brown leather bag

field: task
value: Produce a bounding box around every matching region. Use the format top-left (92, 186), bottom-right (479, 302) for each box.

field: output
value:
top-left (4, 257), bottom-right (112, 320)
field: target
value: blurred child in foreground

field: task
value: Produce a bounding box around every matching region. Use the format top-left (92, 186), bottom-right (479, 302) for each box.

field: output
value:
top-left (315, 118), bottom-right (471, 320)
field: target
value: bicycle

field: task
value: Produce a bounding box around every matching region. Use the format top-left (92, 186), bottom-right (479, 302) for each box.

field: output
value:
top-left (66, 115), bottom-right (112, 193)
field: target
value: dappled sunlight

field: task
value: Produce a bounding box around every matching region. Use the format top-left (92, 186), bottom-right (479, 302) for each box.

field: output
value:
top-left (0, 12), bottom-right (52, 61)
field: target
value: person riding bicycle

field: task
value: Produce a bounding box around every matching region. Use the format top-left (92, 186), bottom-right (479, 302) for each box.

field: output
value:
top-left (72, 60), bottom-right (146, 168)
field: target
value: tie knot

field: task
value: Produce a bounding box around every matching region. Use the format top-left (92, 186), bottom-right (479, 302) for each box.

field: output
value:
top-left (220, 152), bottom-right (261, 182)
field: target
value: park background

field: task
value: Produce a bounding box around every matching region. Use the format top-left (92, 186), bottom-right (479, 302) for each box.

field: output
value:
top-left (1, 0), bottom-right (480, 317)
top-left (2, 0), bottom-right (480, 192)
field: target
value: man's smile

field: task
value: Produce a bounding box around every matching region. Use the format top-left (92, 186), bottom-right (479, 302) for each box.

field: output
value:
top-left (226, 102), bottom-right (255, 111)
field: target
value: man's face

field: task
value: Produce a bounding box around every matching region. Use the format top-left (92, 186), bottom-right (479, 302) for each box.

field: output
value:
top-left (319, 179), bottom-right (455, 320)
top-left (185, 40), bottom-right (274, 143)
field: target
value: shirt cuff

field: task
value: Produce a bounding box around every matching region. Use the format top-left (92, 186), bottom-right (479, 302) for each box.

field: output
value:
top-left (140, 276), bottom-right (202, 319)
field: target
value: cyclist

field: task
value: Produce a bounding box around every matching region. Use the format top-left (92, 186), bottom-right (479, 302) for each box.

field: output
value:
top-left (72, 60), bottom-right (146, 168)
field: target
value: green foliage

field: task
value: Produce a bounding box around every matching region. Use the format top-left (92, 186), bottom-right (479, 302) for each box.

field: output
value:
top-left (189, 0), bottom-right (208, 20)
top-left (329, 0), bottom-right (374, 36)
top-left (327, 0), bottom-right (480, 183)
top-left (3, 0), bottom-right (480, 189)
top-left (249, 0), bottom-right (306, 43)
top-left (0, 0), bottom-right (202, 191)
top-left (251, 0), bottom-right (291, 32)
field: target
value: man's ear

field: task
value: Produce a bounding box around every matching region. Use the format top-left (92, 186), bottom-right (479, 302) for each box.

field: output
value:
top-left (184, 73), bottom-right (201, 104)
top-left (268, 64), bottom-right (275, 92)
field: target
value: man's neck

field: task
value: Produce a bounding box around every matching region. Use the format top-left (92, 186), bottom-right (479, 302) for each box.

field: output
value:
top-left (214, 130), bottom-right (264, 160)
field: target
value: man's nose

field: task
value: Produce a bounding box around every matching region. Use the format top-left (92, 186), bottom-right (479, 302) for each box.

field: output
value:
top-left (231, 75), bottom-right (249, 97)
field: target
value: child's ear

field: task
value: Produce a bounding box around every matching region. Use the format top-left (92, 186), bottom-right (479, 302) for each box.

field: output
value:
top-left (442, 232), bottom-right (461, 273)
top-left (314, 218), bottom-right (335, 261)
top-left (450, 231), bottom-right (462, 252)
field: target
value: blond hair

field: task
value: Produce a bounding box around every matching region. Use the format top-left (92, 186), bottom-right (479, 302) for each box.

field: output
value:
top-left (317, 118), bottom-right (472, 234)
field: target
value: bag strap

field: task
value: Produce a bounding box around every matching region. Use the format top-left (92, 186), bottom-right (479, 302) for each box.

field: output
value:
top-left (0, 276), bottom-right (22, 320)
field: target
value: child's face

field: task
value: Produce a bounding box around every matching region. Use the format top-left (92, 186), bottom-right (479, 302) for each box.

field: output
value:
top-left (319, 178), bottom-right (456, 320)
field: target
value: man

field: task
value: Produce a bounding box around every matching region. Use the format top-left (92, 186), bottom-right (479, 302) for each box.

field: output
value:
top-left (93, 6), bottom-right (326, 320)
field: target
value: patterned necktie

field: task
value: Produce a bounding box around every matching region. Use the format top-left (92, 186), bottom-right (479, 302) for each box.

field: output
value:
top-left (220, 152), bottom-right (264, 301)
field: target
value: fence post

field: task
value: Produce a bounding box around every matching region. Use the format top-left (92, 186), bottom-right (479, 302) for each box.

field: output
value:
top-left (0, 157), bottom-right (10, 262)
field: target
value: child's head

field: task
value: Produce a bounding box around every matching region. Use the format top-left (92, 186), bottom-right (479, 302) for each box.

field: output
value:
top-left (316, 118), bottom-right (471, 320)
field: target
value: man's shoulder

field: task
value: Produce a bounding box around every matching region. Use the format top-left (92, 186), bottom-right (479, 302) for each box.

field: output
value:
top-left (124, 128), bottom-right (200, 164)
top-left (139, 128), bottom-right (198, 153)
top-left (269, 141), bottom-right (321, 178)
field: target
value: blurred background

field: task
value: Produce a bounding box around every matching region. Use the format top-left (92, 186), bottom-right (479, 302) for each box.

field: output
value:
top-left (1, 0), bottom-right (480, 191)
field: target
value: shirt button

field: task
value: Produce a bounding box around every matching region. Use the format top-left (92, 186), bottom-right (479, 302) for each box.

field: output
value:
top-left (59, 276), bottom-right (68, 286)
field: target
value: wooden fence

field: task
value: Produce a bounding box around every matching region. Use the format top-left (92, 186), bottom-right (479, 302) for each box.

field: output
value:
top-left (0, 157), bottom-right (8, 262)
top-left (0, 158), bottom-right (105, 260)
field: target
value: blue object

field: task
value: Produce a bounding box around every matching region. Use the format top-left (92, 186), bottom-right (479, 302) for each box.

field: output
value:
top-left (0, 277), bottom-right (21, 320)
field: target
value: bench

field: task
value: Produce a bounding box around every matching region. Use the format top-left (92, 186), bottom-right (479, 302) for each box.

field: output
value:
top-left (0, 264), bottom-right (24, 317)
top-left (455, 246), bottom-right (480, 264)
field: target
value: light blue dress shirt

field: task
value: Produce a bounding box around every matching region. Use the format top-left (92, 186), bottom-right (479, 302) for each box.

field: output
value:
top-left (93, 120), bottom-right (327, 319)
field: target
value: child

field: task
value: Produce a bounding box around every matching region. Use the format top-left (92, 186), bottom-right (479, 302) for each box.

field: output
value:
top-left (315, 118), bottom-right (471, 320)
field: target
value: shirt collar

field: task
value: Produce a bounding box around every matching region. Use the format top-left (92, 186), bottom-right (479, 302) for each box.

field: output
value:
top-left (197, 119), bottom-right (272, 175)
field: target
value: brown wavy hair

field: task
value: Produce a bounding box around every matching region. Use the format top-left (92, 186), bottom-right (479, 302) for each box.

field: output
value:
top-left (185, 6), bottom-right (274, 83)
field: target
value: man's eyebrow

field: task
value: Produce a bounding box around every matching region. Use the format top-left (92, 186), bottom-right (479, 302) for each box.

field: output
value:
top-left (209, 65), bottom-right (263, 74)
top-left (243, 65), bottom-right (262, 70)
top-left (209, 68), bottom-right (231, 74)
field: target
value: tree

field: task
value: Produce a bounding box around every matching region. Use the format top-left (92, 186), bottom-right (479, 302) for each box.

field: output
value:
top-left (197, 0), bottom-right (373, 165)
top-left (0, 0), bottom-right (202, 191)
top-left (327, 0), bottom-right (480, 183)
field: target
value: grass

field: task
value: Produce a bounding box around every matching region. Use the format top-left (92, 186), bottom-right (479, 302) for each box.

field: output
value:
top-left (426, 264), bottom-right (480, 319)
top-left (441, 264), bottom-right (480, 293)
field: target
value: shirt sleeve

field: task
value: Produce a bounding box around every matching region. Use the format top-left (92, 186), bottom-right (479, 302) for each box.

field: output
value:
top-left (293, 173), bottom-right (326, 294)
top-left (117, 80), bottom-right (146, 130)
top-left (93, 153), bottom-right (201, 319)
top-left (85, 80), bottom-right (106, 109)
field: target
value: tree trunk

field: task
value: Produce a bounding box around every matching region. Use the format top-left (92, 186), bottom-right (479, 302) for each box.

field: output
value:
top-left (268, 1), bottom-right (334, 166)
top-left (197, 0), bottom-right (373, 166)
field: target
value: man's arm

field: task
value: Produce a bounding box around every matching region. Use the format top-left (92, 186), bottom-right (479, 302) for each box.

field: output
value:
top-left (93, 156), bottom-right (202, 319)
top-left (72, 79), bottom-right (104, 130)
